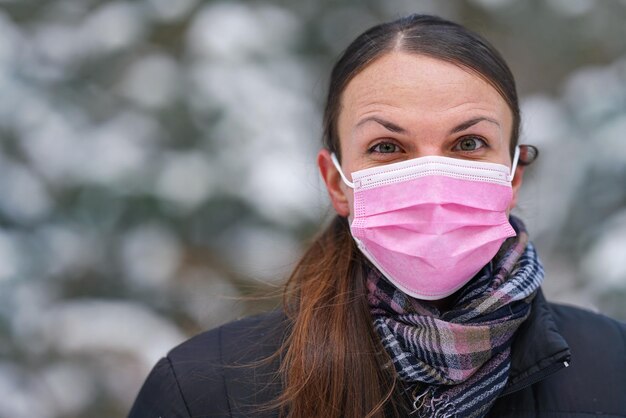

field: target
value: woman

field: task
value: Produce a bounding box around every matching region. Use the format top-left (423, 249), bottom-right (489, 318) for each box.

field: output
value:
top-left (128, 14), bottom-right (626, 418)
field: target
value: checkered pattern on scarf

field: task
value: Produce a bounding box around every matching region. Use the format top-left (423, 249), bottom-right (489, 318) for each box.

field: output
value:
top-left (367, 216), bottom-right (544, 418)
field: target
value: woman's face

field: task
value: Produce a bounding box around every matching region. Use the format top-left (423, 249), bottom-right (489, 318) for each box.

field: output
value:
top-left (318, 52), bottom-right (524, 218)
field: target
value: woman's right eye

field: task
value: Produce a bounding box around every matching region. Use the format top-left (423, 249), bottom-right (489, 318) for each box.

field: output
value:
top-left (369, 142), bottom-right (401, 154)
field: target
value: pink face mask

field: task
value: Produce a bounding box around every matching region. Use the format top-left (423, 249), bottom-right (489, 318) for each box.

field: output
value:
top-left (331, 147), bottom-right (520, 300)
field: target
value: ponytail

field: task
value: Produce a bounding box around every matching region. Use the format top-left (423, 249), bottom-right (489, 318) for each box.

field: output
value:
top-left (273, 216), bottom-right (405, 418)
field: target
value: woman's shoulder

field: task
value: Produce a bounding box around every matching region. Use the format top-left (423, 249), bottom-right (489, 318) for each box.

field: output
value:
top-left (542, 301), bottom-right (626, 413)
top-left (169, 309), bottom-right (287, 365)
top-left (547, 301), bottom-right (626, 345)
top-left (546, 301), bottom-right (626, 376)
top-left (492, 298), bottom-right (626, 417)
top-left (128, 310), bottom-right (287, 418)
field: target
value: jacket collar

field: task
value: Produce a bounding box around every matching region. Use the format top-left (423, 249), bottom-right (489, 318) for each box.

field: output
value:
top-left (501, 289), bottom-right (571, 396)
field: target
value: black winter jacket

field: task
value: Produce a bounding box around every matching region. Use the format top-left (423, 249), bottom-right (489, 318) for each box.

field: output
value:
top-left (128, 291), bottom-right (626, 417)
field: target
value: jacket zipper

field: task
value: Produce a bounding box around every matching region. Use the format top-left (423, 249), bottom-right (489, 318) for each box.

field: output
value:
top-left (498, 355), bottom-right (571, 397)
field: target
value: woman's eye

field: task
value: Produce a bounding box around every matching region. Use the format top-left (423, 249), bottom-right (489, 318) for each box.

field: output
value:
top-left (454, 136), bottom-right (487, 152)
top-left (370, 142), bottom-right (400, 154)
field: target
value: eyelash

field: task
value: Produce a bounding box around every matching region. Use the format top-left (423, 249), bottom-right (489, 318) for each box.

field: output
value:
top-left (368, 141), bottom-right (402, 154)
top-left (367, 136), bottom-right (490, 154)
top-left (452, 136), bottom-right (489, 152)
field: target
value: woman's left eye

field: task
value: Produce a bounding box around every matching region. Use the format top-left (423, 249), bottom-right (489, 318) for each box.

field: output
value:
top-left (369, 142), bottom-right (401, 154)
top-left (453, 136), bottom-right (487, 152)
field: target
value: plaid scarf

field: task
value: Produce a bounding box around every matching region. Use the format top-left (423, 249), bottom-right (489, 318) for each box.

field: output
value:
top-left (367, 216), bottom-right (544, 418)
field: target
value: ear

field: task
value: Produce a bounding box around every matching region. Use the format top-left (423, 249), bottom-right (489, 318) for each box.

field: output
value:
top-left (317, 149), bottom-right (351, 217)
top-left (509, 164), bottom-right (525, 212)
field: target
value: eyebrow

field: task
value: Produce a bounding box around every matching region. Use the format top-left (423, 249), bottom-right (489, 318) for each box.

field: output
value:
top-left (449, 117), bottom-right (500, 134)
top-left (354, 116), bottom-right (408, 134)
top-left (354, 115), bottom-right (501, 136)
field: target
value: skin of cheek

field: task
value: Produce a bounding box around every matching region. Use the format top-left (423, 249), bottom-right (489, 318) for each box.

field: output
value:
top-left (342, 183), bottom-right (355, 221)
top-left (335, 158), bottom-right (356, 219)
top-left (506, 165), bottom-right (525, 215)
top-left (317, 148), bottom-right (354, 218)
top-left (337, 143), bottom-right (359, 220)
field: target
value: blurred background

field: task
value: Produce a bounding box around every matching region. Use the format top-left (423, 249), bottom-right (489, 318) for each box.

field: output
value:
top-left (0, 0), bottom-right (625, 416)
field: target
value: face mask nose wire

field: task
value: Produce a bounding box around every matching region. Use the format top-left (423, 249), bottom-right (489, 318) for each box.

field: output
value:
top-left (509, 145), bottom-right (521, 183)
top-left (330, 152), bottom-right (355, 189)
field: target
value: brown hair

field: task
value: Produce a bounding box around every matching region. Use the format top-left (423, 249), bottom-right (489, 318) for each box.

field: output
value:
top-left (275, 14), bottom-right (529, 417)
top-left (276, 216), bottom-right (404, 417)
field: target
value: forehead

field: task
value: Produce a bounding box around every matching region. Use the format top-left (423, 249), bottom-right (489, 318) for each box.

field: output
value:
top-left (337, 52), bottom-right (512, 136)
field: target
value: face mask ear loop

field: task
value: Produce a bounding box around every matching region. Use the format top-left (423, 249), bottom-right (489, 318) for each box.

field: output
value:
top-left (509, 145), bottom-right (521, 182)
top-left (330, 153), bottom-right (355, 189)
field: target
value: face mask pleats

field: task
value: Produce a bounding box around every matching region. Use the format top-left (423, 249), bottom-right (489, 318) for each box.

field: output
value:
top-left (331, 151), bottom-right (520, 301)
